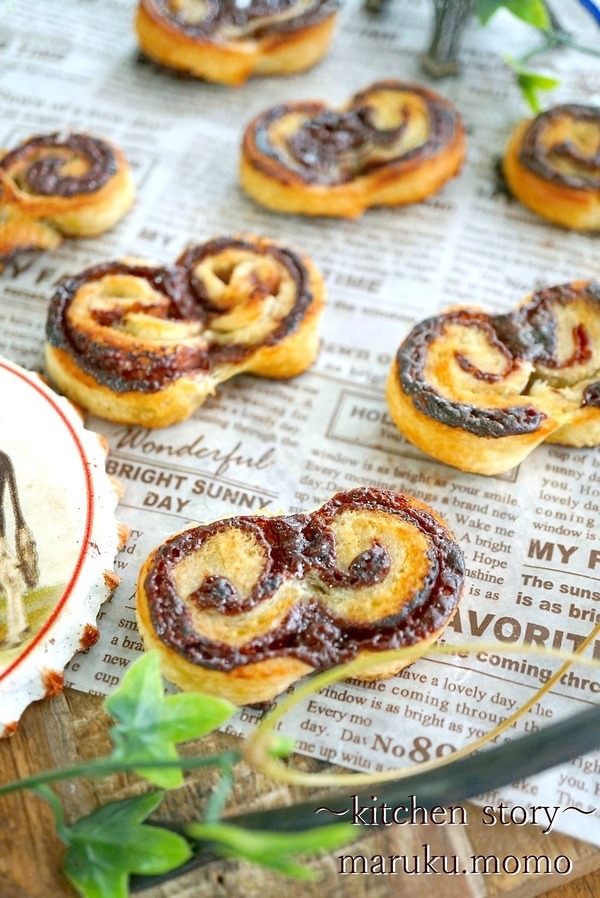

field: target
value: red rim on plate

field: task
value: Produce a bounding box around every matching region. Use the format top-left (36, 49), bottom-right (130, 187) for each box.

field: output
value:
top-left (0, 356), bottom-right (124, 734)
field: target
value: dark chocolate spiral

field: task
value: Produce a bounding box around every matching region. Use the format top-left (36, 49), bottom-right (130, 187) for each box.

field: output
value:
top-left (0, 130), bottom-right (134, 268)
top-left (396, 310), bottom-right (545, 439)
top-left (387, 280), bottom-right (600, 473)
top-left (0, 133), bottom-right (117, 198)
top-left (135, 0), bottom-right (338, 86)
top-left (177, 237), bottom-right (314, 367)
top-left (499, 282), bottom-right (600, 415)
top-left (46, 238), bottom-right (318, 394)
top-left (141, 487), bottom-right (464, 672)
top-left (142, 0), bottom-right (337, 37)
top-left (503, 104), bottom-right (600, 231)
top-left (248, 81), bottom-right (463, 186)
top-left (44, 235), bottom-right (324, 428)
top-left (46, 260), bottom-right (197, 393)
top-left (518, 104), bottom-right (600, 191)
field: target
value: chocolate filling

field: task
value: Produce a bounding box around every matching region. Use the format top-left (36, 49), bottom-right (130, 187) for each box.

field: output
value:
top-left (518, 104), bottom-right (600, 190)
top-left (145, 0), bottom-right (337, 38)
top-left (494, 282), bottom-right (599, 370)
top-left (144, 487), bottom-right (464, 671)
top-left (584, 382), bottom-right (600, 408)
top-left (397, 282), bottom-right (600, 437)
top-left (397, 310), bottom-right (544, 438)
top-left (248, 81), bottom-right (461, 186)
top-left (287, 109), bottom-right (376, 182)
top-left (46, 260), bottom-right (201, 393)
top-left (45, 238), bottom-right (314, 393)
top-left (176, 236), bottom-right (314, 367)
top-left (0, 133), bottom-right (117, 197)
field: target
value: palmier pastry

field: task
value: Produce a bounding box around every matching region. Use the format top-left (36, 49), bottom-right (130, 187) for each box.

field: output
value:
top-left (0, 131), bottom-right (135, 267)
top-left (135, 0), bottom-right (338, 86)
top-left (240, 80), bottom-right (466, 218)
top-left (44, 235), bottom-right (324, 428)
top-left (0, 206), bottom-right (62, 272)
top-left (503, 104), bottom-right (600, 231)
top-left (136, 487), bottom-right (464, 704)
top-left (386, 280), bottom-right (600, 476)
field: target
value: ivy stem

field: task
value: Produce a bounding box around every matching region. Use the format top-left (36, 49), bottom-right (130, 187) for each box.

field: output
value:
top-left (0, 750), bottom-right (241, 799)
top-left (519, 29), bottom-right (600, 63)
top-left (33, 785), bottom-right (72, 844)
top-left (554, 33), bottom-right (600, 58)
top-left (203, 761), bottom-right (236, 825)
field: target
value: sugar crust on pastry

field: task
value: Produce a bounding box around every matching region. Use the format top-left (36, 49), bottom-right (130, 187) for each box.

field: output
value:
top-left (386, 280), bottom-right (600, 476)
top-left (136, 487), bottom-right (465, 705)
top-left (240, 80), bottom-right (466, 218)
top-left (135, 0), bottom-right (338, 86)
top-left (44, 235), bottom-right (325, 428)
top-left (0, 132), bottom-right (135, 269)
top-left (503, 104), bottom-right (600, 231)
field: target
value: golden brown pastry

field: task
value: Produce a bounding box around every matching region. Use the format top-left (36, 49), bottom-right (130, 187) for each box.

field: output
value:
top-left (503, 104), bottom-right (600, 231)
top-left (135, 0), bottom-right (338, 86)
top-left (240, 80), bottom-right (466, 218)
top-left (136, 487), bottom-right (465, 704)
top-left (0, 131), bottom-right (135, 269)
top-left (0, 206), bottom-right (62, 271)
top-left (44, 235), bottom-right (325, 428)
top-left (386, 280), bottom-right (600, 476)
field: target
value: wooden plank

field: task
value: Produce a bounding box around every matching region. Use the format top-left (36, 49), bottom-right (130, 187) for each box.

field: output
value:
top-left (539, 868), bottom-right (600, 898)
top-left (1, 688), bottom-right (600, 898)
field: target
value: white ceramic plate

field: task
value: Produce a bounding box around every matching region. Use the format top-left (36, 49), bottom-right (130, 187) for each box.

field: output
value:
top-left (0, 356), bottom-right (124, 734)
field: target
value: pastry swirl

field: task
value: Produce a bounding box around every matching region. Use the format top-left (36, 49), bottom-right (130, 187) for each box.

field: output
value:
top-left (503, 104), bottom-right (600, 231)
top-left (386, 281), bottom-right (600, 475)
top-left (136, 487), bottom-right (465, 703)
top-left (0, 206), bottom-right (63, 268)
top-left (0, 131), bottom-right (135, 268)
top-left (240, 80), bottom-right (466, 218)
top-left (44, 235), bottom-right (325, 428)
top-left (135, 0), bottom-right (338, 85)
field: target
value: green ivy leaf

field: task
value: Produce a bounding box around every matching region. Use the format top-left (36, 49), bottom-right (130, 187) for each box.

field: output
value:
top-left (516, 70), bottom-right (561, 112)
top-left (63, 792), bottom-right (191, 898)
top-left (186, 822), bottom-right (358, 880)
top-left (476, 0), bottom-right (550, 30)
top-left (104, 652), bottom-right (234, 788)
top-left (504, 53), bottom-right (560, 112)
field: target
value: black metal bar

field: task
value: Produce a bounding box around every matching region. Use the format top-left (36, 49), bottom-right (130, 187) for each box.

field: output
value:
top-left (131, 701), bottom-right (600, 891)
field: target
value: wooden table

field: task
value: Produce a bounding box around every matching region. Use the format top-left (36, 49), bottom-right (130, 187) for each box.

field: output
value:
top-left (2, 687), bottom-right (600, 898)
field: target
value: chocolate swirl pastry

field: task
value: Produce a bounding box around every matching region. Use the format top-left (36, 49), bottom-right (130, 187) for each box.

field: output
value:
top-left (44, 235), bottom-right (325, 428)
top-left (136, 487), bottom-right (465, 703)
top-left (0, 132), bottom-right (135, 269)
top-left (0, 206), bottom-right (63, 269)
top-left (503, 104), bottom-right (600, 231)
top-left (240, 80), bottom-right (466, 218)
top-left (386, 281), bottom-right (600, 475)
top-left (135, 0), bottom-right (338, 85)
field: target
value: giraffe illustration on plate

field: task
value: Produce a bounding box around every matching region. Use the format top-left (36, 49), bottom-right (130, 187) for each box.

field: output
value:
top-left (0, 450), bottom-right (39, 647)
